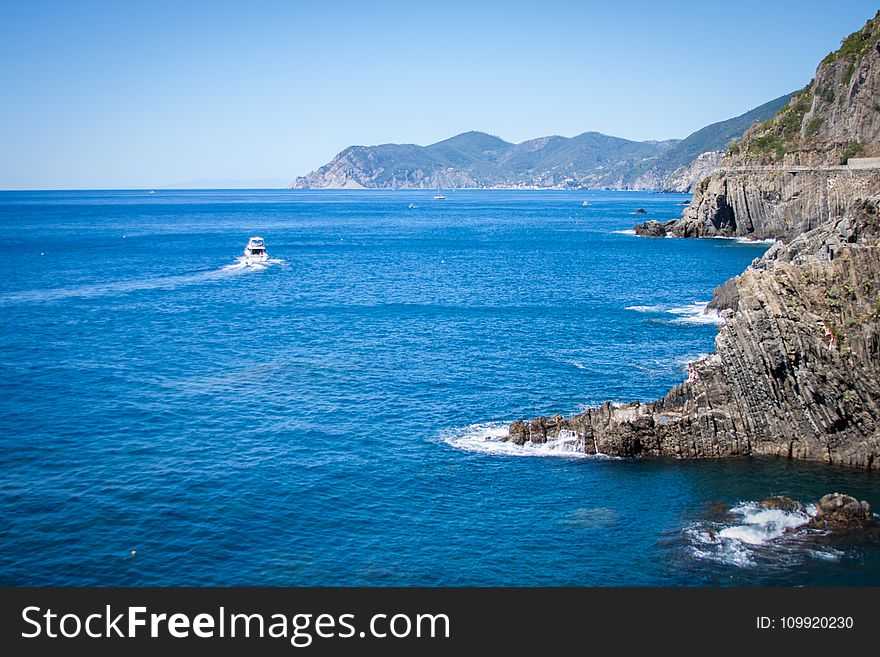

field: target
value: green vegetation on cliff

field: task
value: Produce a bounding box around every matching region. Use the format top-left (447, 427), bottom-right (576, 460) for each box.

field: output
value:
top-left (733, 11), bottom-right (880, 164)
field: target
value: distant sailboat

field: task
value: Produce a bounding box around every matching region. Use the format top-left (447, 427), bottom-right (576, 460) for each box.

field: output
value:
top-left (433, 184), bottom-right (446, 200)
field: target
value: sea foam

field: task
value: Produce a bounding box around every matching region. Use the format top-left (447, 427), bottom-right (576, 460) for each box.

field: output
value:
top-left (442, 422), bottom-right (612, 459)
top-left (684, 501), bottom-right (823, 568)
top-left (626, 301), bottom-right (724, 325)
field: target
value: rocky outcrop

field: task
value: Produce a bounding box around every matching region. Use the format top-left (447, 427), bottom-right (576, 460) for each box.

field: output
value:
top-left (811, 492), bottom-right (874, 527)
top-left (505, 14), bottom-right (880, 470)
top-left (634, 220), bottom-right (671, 237)
top-left (760, 496), bottom-right (807, 514)
top-left (507, 198), bottom-right (880, 469)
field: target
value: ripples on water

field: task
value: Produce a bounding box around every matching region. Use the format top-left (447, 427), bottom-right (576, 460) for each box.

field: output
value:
top-left (0, 189), bottom-right (878, 586)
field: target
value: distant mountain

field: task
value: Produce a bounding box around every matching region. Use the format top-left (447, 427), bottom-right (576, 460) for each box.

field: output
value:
top-left (292, 94), bottom-right (792, 191)
top-left (642, 93), bottom-right (793, 190)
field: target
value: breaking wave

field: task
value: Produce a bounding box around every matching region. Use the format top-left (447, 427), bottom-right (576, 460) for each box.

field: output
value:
top-left (442, 422), bottom-right (613, 459)
top-left (712, 235), bottom-right (777, 245)
top-left (683, 501), bottom-right (844, 568)
top-left (626, 301), bottom-right (724, 325)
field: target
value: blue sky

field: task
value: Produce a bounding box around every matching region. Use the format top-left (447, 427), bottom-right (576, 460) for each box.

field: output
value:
top-left (1, 0), bottom-right (877, 189)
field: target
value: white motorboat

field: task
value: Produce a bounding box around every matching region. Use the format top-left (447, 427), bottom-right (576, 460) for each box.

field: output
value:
top-left (243, 236), bottom-right (268, 263)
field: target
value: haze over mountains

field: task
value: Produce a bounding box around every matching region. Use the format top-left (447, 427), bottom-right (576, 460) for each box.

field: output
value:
top-left (292, 94), bottom-right (792, 192)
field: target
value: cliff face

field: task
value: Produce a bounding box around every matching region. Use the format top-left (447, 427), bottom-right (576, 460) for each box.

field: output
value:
top-left (508, 199), bottom-right (880, 468)
top-left (735, 11), bottom-right (880, 167)
top-left (671, 168), bottom-right (880, 239)
top-left (661, 151), bottom-right (723, 193)
top-left (667, 12), bottom-right (880, 240)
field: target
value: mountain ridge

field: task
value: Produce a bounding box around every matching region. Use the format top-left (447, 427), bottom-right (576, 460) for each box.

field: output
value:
top-left (292, 94), bottom-right (791, 192)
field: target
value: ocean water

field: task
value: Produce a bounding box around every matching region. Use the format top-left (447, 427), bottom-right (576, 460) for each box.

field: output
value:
top-left (1, 189), bottom-right (878, 587)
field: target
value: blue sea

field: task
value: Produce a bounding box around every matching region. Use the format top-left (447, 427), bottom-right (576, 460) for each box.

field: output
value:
top-left (1, 189), bottom-right (879, 586)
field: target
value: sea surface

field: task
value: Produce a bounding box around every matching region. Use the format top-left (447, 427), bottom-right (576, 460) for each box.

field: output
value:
top-left (1, 189), bottom-right (878, 586)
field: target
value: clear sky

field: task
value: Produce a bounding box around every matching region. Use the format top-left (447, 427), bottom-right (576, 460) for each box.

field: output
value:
top-left (1, 0), bottom-right (877, 189)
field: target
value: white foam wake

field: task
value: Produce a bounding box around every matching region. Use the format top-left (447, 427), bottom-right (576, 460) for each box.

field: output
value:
top-left (222, 256), bottom-right (286, 271)
top-left (0, 257), bottom-right (285, 305)
top-left (442, 422), bottom-right (611, 459)
top-left (611, 229), bottom-right (637, 236)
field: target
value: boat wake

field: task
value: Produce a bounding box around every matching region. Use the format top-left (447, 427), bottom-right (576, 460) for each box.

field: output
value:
top-left (683, 501), bottom-right (844, 568)
top-left (442, 422), bottom-right (615, 460)
top-left (0, 258), bottom-right (285, 305)
top-left (625, 301), bottom-right (724, 325)
top-left (222, 256), bottom-right (285, 272)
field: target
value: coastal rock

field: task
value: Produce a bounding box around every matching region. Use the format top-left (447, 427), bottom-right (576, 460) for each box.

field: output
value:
top-left (664, 12), bottom-right (880, 241)
top-left (661, 151), bottom-right (724, 193)
top-left (811, 493), bottom-right (874, 527)
top-left (634, 220), bottom-right (667, 238)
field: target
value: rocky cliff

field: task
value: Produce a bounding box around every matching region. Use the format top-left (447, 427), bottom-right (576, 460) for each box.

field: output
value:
top-left (665, 12), bottom-right (880, 240)
top-left (667, 167), bottom-right (880, 239)
top-left (508, 198), bottom-right (880, 468)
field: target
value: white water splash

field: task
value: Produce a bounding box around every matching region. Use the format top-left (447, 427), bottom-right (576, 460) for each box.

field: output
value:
top-left (666, 302), bottom-right (724, 325)
top-left (712, 235), bottom-right (777, 245)
top-left (626, 301), bottom-right (724, 325)
top-left (685, 501), bottom-right (813, 568)
top-left (442, 422), bottom-right (614, 460)
top-left (624, 304), bottom-right (663, 313)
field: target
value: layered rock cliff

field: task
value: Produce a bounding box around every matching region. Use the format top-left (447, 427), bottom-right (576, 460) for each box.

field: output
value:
top-left (669, 167), bottom-right (880, 239)
top-left (508, 198), bottom-right (880, 468)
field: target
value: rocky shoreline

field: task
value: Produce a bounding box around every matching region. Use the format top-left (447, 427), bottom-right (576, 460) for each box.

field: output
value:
top-left (506, 197), bottom-right (880, 468)
top-left (505, 13), bottom-right (880, 471)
